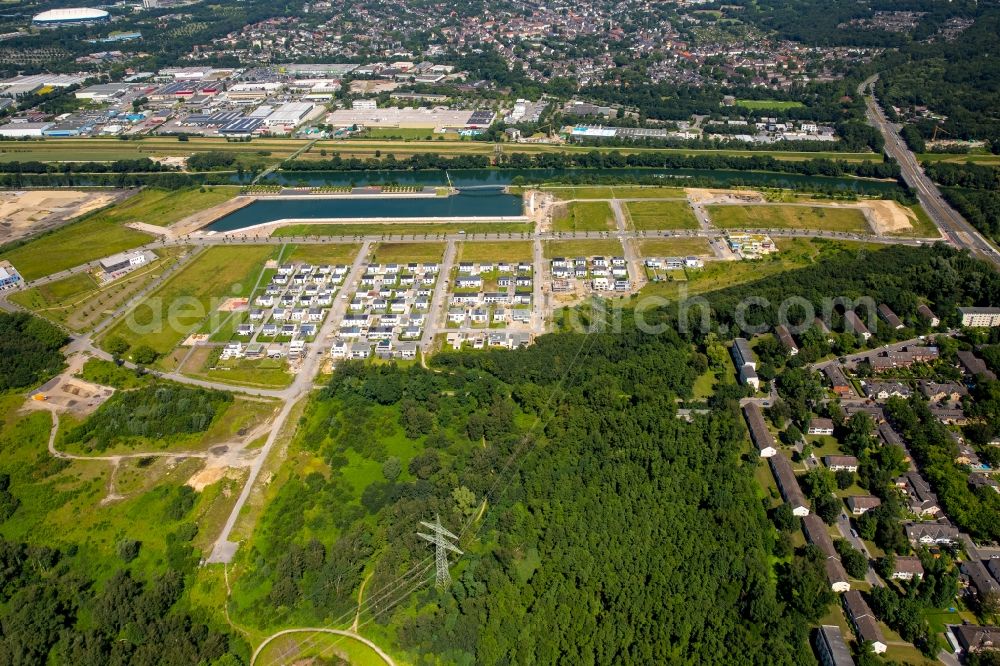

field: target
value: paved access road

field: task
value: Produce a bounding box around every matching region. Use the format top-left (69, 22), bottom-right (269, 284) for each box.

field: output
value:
top-left (860, 74), bottom-right (1000, 267)
top-left (206, 240), bottom-right (373, 563)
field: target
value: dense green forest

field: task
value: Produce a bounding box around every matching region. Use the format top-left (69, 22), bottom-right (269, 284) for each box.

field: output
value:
top-left (63, 385), bottom-right (232, 451)
top-left (0, 536), bottom-right (246, 664)
top-left (885, 395), bottom-right (1000, 543)
top-left (876, 10), bottom-right (1000, 148)
top-left (0, 158), bottom-right (175, 175)
top-left (923, 162), bottom-right (1000, 242)
top-left (698, 243), bottom-right (1000, 337)
top-left (280, 150), bottom-right (898, 180)
top-left (231, 322), bottom-right (838, 663)
top-left (0, 313), bottom-right (66, 391)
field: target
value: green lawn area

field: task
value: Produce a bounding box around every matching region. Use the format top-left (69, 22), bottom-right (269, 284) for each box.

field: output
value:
top-left (1, 216), bottom-right (153, 281)
top-left (918, 152), bottom-right (1000, 165)
top-left (887, 204), bottom-right (941, 238)
top-left (626, 200), bottom-right (699, 230)
top-left (272, 222), bottom-right (531, 237)
top-left (189, 357), bottom-right (293, 389)
top-left (76, 358), bottom-right (155, 389)
top-left (692, 370), bottom-right (716, 399)
top-left (544, 239), bottom-right (624, 258)
top-left (8, 247), bottom-right (185, 332)
top-left (640, 238), bottom-right (879, 299)
top-left (282, 242), bottom-right (363, 265)
top-left (365, 127), bottom-right (445, 141)
top-left (255, 632), bottom-right (390, 666)
top-left (458, 241), bottom-right (534, 263)
top-left (551, 201), bottom-right (615, 232)
top-left (735, 99), bottom-right (806, 110)
top-left (707, 204), bottom-right (870, 233)
top-left (99, 245), bottom-right (275, 360)
top-left (59, 394), bottom-right (277, 456)
top-left (98, 186), bottom-right (240, 227)
top-left (372, 242), bottom-right (445, 263)
top-left (540, 185), bottom-right (686, 200)
top-left (637, 237), bottom-right (714, 257)
top-left (0, 394), bottom-right (242, 589)
top-left (611, 186), bottom-right (687, 199)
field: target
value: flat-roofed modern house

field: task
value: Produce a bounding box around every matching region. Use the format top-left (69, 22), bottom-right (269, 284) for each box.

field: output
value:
top-left (99, 250), bottom-right (147, 276)
top-left (959, 307), bottom-right (1000, 328)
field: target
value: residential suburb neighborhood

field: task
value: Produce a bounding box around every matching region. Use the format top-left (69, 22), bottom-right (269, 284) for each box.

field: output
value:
top-left (0, 0), bottom-right (998, 664)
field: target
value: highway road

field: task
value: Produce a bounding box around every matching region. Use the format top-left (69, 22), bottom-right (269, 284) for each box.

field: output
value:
top-left (860, 74), bottom-right (1000, 267)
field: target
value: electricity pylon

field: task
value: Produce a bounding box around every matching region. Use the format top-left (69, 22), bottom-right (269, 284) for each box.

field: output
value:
top-left (417, 515), bottom-right (463, 589)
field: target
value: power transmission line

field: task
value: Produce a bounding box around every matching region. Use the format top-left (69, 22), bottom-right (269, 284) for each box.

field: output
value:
top-left (416, 514), bottom-right (463, 589)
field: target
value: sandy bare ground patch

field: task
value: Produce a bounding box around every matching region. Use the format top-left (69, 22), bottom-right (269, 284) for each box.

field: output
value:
top-left (186, 419), bottom-right (276, 491)
top-left (860, 200), bottom-right (919, 235)
top-left (27, 376), bottom-right (114, 418)
top-left (187, 466), bottom-right (243, 492)
top-left (349, 79), bottom-right (399, 94)
top-left (170, 195), bottom-right (255, 235)
top-left (218, 297), bottom-right (249, 312)
top-left (685, 188), bottom-right (764, 205)
top-left (182, 333), bottom-right (210, 346)
top-left (0, 189), bottom-right (126, 243)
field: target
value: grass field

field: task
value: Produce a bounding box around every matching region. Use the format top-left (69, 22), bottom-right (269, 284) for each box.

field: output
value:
top-left (458, 241), bottom-right (534, 262)
top-left (0, 136), bottom-right (882, 165)
top-left (59, 394), bottom-right (276, 456)
top-left (99, 245), bottom-right (275, 361)
top-left (271, 221), bottom-right (532, 237)
top-left (888, 204), bottom-right (940, 238)
top-left (625, 200), bottom-right (699, 230)
top-left (188, 357), bottom-right (293, 389)
top-left (540, 185), bottom-right (686, 200)
top-left (8, 247), bottom-right (186, 331)
top-left (98, 186), bottom-right (240, 226)
top-left (918, 152), bottom-right (1000, 165)
top-left (309, 139), bottom-right (878, 162)
top-left (639, 238), bottom-right (882, 300)
top-left (544, 239), bottom-right (624, 259)
top-left (0, 216), bottom-right (153, 281)
top-left (0, 394), bottom-right (243, 589)
top-left (0, 137), bottom-right (303, 162)
top-left (255, 633), bottom-right (389, 666)
top-left (735, 99), bottom-right (806, 110)
top-left (365, 127), bottom-right (444, 140)
top-left (637, 237), bottom-right (714, 257)
top-left (706, 204), bottom-right (870, 232)
top-left (372, 242), bottom-right (445, 263)
top-left (282, 242), bottom-right (364, 264)
top-left (552, 201), bottom-right (615, 232)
